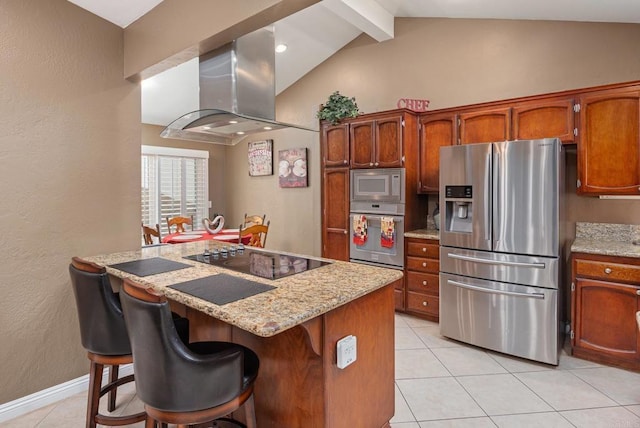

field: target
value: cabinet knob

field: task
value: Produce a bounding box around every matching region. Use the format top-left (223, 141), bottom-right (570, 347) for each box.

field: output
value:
top-left (375, 162), bottom-right (379, 166)
top-left (422, 262), bottom-right (427, 267)
top-left (422, 301), bottom-right (428, 306)
top-left (422, 247), bottom-right (427, 252)
top-left (343, 230), bottom-right (348, 235)
top-left (604, 267), bottom-right (612, 274)
top-left (422, 280), bottom-right (427, 286)
top-left (343, 160), bottom-right (347, 164)
top-left (369, 162), bottom-right (374, 166)
top-left (636, 290), bottom-right (640, 296)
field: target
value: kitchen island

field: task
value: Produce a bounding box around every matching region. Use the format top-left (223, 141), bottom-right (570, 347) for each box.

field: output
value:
top-left (85, 241), bottom-right (403, 428)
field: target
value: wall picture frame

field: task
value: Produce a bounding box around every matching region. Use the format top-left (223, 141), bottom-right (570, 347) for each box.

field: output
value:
top-left (278, 148), bottom-right (308, 188)
top-left (248, 140), bottom-right (273, 176)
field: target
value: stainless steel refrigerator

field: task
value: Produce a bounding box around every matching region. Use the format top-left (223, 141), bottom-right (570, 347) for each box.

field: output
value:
top-left (439, 138), bottom-right (564, 365)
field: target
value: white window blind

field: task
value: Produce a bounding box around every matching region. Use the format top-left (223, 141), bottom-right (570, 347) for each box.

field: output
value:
top-left (141, 146), bottom-right (209, 233)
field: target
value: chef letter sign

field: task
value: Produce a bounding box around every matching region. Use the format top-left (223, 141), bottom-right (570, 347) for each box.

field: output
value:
top-left (248, 140), bottom-right (273, 176)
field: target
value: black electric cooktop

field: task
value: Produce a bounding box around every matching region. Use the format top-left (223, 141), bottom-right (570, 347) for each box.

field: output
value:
top-left (184, 247), bottom-right (331, 280)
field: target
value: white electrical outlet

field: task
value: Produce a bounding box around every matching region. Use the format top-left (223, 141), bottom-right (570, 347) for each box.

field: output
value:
top-left (336, 335), bottom-right (357, 369)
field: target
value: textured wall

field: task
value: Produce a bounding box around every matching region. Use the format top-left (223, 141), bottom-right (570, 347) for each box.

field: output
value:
top-left (0, 0), bottom-right (140, 403)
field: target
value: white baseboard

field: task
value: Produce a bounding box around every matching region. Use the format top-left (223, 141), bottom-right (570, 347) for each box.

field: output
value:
top-left (0, 364), bottom-right (134, 424)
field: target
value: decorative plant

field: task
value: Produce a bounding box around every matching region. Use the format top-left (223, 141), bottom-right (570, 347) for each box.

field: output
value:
top-left (316, 91), bottom-right (360, 125)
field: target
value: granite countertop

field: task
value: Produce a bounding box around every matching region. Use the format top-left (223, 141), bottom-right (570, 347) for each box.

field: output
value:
top-left (85, 241), bottom-right (403, 338)
top-left (405, 228), bottom-right (440, 240)
top-left (571, 222), bottom-right (640, 258)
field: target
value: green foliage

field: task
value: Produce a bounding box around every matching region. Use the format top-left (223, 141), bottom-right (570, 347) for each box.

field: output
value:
top-left (316, 91), bottom-right (360, 125)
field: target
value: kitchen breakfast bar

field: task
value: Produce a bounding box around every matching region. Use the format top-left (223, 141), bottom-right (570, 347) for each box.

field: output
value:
top-left (86, 241), bottom-right (403, 428)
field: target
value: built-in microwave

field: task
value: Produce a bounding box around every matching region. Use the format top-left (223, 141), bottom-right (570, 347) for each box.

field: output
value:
top-left (350, 168), bottom-right (405, 204)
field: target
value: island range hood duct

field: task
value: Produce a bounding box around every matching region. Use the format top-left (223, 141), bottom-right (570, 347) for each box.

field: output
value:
top-left (161, 27), bottom-right (316, 145)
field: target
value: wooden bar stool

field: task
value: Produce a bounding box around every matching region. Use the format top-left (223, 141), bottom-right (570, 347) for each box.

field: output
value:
top-left (120, 278), bottom-right (259, 428)
top-left (69, 257), bottom-right (146, 428)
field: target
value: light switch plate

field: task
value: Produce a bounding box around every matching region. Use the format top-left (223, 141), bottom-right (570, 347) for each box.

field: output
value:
top-left (336, 335), bottom-right (357, 369)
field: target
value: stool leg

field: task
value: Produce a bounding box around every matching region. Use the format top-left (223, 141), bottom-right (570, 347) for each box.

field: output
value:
top-left (144, 414), bottom-right (156, 428)
top-left (108, 364), bottom-right (119, 412)
top-left (244, 393), bottom-right (257, 428)
top-left (86, 361), bottom-right (103, 428)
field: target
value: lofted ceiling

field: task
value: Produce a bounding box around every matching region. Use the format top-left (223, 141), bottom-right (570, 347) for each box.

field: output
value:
top-left (68, 0), bottom-right (640, 126)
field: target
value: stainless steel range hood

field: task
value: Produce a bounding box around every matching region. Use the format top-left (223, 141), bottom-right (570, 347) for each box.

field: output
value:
top-left (161, 27), bottom-right (316, 145)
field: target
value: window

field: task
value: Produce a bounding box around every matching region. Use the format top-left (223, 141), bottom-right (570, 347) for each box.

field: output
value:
top-left (141, 145), bottom-right (209, 233)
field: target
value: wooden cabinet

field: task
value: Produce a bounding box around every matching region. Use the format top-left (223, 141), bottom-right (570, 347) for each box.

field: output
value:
top-left (577, 87), bottom-right (640, 195)
top-left (418, 112), bottom-right (457, 193)
top-left (321, 168), bottom-right (349, 261)
top-left (512, 97), bottom-right (575, 143)
top-left (350, 115), bottom-right (403, 168)
top-left (459, 107), bottom-right (511, 145)
top-left (571, 253), bottom-right (640, 370)
top-left (404, 238), bottom-right (440, 321)
top-left (321, 123), bottom-right (350, 168)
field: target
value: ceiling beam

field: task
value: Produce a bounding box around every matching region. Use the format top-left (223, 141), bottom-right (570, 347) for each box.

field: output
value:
top-left (322, 0), bottom-right (394, 41)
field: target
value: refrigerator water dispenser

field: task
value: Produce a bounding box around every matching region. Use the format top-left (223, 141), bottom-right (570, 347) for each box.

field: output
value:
top-left (444, 185), bottom-right (473, 233)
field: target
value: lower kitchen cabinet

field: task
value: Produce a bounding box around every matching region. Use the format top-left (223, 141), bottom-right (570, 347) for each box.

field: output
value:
top-left (404, 238), bottom-right (439, 321)
top-left (571, 253), bottom-right (640, 370)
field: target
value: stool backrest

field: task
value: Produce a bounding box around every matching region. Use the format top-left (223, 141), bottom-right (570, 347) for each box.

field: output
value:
top-left (69, 257), bottom-right (131, 355)
top-left (120, 279), bottom-right (244, 412)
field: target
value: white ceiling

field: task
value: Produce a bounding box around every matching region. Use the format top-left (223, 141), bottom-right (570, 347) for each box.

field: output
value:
top-left (68, 0), bottom-right (640, 126)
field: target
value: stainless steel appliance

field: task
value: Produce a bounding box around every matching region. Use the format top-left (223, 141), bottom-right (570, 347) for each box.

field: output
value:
top-left (350, 168), bottom-right (405, 269)
top-left (439, 138), bottom-right (564, 365)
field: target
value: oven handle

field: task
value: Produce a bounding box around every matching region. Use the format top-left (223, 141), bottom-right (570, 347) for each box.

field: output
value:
top-left (447, 253), bottom-right (545, 269)
top-left (447, 279), bottom-right (545, 299)
top-left (349, 213), bottom-right (405, 223)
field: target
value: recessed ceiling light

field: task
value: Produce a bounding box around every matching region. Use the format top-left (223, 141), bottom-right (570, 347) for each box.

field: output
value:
top-left (263, 126), bottom-right (273, 130)
top-left (275, 44), bottom-right (288, 53)
top-left (237, 131), bottom-right (245, 135)
top-left (229, 120), bottom-right (238, 124)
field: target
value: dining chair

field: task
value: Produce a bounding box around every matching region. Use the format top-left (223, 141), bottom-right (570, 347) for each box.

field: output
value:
top-left (142, 223), bottom-right (161, 245)
top-left (243, 213), bottom-right (266, 228)
top-left (68, 257), bottom-right (146, 428)
top-left (166, 215), bottom-right (193, 234)
top-left (238, 221), bottom-right (270, 248)
top-left (120, 279), bottom-right (259, 428)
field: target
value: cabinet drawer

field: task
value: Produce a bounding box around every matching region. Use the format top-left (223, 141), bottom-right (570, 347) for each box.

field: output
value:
top-left (407, 291), bottom-right (439, 317)
top-left (407, 241), bottom-right (439, 258)
top-left (575, 259), bottom-right (640, 283)
top-left (406, 271), bottom-right (439, 294)
top-left (406, 256), bottom-right (439, 273)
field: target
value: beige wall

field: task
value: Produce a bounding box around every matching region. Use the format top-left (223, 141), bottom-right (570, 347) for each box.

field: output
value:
top-left (0, 0), bottom-right (140, 403)
top-left (226, 129), bottom-right (321, 256)
top-left (142, 124), bottom-right (228, 222)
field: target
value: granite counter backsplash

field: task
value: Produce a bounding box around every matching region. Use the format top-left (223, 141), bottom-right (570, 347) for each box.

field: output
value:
top-left (572, 222), bottom-right (640, 258)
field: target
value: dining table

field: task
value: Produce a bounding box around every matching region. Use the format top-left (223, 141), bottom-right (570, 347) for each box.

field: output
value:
top-left (162, 228), bottom-right (249, 244)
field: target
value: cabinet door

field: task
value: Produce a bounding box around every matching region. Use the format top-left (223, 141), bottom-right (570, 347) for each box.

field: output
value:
top-left (512, 98), bottom-right (575, 144)
top-left (459, 107), bottom-right (511, 144)
top-left (573, 277), bottom-right (640, 363)
top-left (375, 116), bottom-right (403, 168)
top-left (577, 89), bottom-right (640, 195)
top-left (350, 120), bottom-right (375, 168)
top-left (322, 168), bottom-right (350, 261)
top-left (418, 112), bottom-right (457, 193)
top-left (321, 123), bottom-right (350, 168)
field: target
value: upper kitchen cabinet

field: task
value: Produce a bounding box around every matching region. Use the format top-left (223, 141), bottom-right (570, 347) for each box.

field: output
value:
top-left (458, 107), bottom-right (511, 145)
top-left (577, 86), bottom-right (640, 195)
top-left (418, 112), bottom-right (457, 193)
top-left (512, 97), bottom-right (575, 144)
top-left (350, 114), bottom-right (403, 168)
top-left (321, 123), bottom-right (350, 168)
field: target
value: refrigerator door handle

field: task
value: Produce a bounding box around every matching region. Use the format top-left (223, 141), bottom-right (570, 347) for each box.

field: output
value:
top-left (447, 279), bottom-right (545, 299)
top-left (484, 153), bottom-right (491, 243)
top-left (493, 151), bottom-right (500, 247)
top-left (447, 253), bottom-right (546, 269)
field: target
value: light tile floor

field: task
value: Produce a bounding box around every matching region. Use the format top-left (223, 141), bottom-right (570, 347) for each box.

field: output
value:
top-left (5, 313), bottom-right (640, 427)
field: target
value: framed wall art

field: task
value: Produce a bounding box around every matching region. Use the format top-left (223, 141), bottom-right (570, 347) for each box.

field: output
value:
top-left (278, 147), bottom-right (308, 188)
top-left (248, 140), bottom-right (273, 176)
